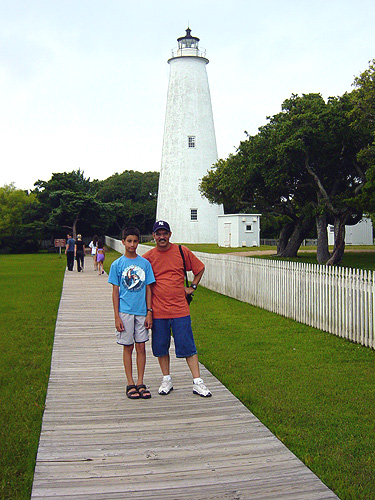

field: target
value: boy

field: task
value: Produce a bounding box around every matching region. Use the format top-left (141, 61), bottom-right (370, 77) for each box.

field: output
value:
top-left (108, 227), bottom-right (155, 399)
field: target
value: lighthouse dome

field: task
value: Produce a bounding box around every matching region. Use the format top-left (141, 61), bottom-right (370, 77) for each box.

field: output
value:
top-left (172, 27), bottom-right (206, 59)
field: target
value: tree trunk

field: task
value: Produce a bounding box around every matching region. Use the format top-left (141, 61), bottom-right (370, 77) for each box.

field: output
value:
top-left (326, 215), bottom-right (346, 266)
top-left (316, 214), bottom-right (330, 264)
top-left (277, 222), bottom-right (295, 254)
top-left (72, 215), bottom-right (79, 240)
top-left (325, 209), bottom-right (363, 266)
top-left (278, 217), bottom-right (315, 258)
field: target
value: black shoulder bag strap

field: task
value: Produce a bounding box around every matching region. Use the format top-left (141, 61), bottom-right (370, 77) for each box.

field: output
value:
top-left (179, 245), bottom-right (193, 304)
top-left (178, 245), bottom-right (189, 287)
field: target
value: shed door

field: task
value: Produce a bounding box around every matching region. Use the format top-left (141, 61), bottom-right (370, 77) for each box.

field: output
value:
top-left (224, 223), bottom-right (231, 247)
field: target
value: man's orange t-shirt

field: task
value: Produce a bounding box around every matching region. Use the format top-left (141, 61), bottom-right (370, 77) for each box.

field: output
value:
top-left (143, 244), bottom-right (204, 319)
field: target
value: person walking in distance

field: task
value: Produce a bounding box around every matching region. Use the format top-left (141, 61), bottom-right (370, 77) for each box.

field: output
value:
top-left (143, 221), bottom-right (211, 397)
top-left (96, 239), bottom-right (105, 275)
top-left (65, 233), bottom-right (75, 271)
top-left (74, 234), bottom-right (85, 272)
top-left (88, 235), bottom-right (98, 271)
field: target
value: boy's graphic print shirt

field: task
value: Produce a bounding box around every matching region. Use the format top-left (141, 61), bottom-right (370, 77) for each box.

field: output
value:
top-left (108, 255), bottom-right (155, 316)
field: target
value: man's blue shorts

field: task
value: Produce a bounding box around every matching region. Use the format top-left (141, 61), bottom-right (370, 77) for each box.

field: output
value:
top-left (152, 316), bottom-right (197, 358)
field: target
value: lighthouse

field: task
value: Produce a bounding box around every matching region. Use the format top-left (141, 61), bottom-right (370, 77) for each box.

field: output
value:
top-left (156, 28), bottom-right (224, 243)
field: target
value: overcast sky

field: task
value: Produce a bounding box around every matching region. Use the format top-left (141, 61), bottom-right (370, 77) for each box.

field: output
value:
top-left (1, 0), bottom-right (374, 191)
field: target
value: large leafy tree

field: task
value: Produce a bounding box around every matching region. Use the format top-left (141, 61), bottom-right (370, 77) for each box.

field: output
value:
top-left (270, 92), bottom-right (370, 265)
top-left (201, 92), bottom-right (372, 264)
top-left (200, 115), bottom-right (317, 258)
top-left (33, 170), bottom-right (118, 239)
top-left (201, 94), bottom-right (327, 258)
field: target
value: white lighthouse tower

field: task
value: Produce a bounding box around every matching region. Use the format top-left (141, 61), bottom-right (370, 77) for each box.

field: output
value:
top-left (156, 28), bottom-right (224, 243)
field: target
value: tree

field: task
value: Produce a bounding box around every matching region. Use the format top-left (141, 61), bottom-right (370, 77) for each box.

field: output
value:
top-left (1, 168), bottom-right (159, 252)
top-left (201, 93), bottom-right (372, 264)
top-left (349, 59), bottom-right (375, 217)
top-left (46, 190), bottom-right (119, 238)
top-left (0, 184), bottom-right (40, 253)
top-left (94, 170), bottom-right (158, 204)
top-left (33, 169), bottom-right (160, 240)
top-left (33, 170), bottom-right (117, 239)
top-left (94, 171), bottom-right (159, 236)
top-left (201, 94), bottom-right (325, 257)
top-left (271, 92), bottom-right (370, 265)
top-left (200, 131), bottom-right (317, 257)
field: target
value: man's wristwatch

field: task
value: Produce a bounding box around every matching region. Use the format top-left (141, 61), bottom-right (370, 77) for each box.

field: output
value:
top-left (147, 308), bottom-right (153, 312)
top-left (191, 284), bottom-right (197, 290)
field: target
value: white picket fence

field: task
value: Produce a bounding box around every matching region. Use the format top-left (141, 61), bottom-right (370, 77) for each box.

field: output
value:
top-left (105, 237), bottom-right (375, 349)
top-left (193, 252), bottom-right (375, 349)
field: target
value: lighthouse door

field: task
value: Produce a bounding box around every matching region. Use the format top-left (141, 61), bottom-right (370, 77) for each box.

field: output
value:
top-left (224, 223), bottom-right (231, 247)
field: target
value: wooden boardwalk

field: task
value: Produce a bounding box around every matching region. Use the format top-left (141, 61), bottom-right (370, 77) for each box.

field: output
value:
top-left (31, 267), bottom-right (339, 500)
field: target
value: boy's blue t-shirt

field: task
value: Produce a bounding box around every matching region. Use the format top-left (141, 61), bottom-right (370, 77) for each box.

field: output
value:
top-left (108, 254), bottom-right (155, 316)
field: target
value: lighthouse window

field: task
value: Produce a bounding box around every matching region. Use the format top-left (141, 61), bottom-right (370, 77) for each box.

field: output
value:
top-left (191, 209), bottom-right (198, 221)
top-left (188, 136), bottom-right (196, 148)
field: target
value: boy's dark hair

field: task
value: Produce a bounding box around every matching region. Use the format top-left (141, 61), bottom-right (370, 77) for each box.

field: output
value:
top-left (122, 227), bottom-right (140, 240)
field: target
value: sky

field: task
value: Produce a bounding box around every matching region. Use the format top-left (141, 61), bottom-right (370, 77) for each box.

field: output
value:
top-left (1, 0), bottom-right (375, 191)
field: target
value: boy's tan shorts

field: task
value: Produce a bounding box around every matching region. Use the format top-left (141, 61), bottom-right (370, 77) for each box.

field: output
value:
top-left (116, 312), bottom-right (149, 346)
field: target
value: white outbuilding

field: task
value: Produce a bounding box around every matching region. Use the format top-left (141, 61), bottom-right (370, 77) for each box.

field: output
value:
top-left (218, 214), bottom-right (262, 248)
top-left (328, 217), bottom-right (373, 245)
top-left (156, 28), bottom-right (224, 243)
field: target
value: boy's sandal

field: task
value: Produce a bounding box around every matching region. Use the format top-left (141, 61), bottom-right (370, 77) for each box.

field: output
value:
top-left (126, 385), bottom-right (140, 399)
top-left (137, 384), bottom-right (152, 399)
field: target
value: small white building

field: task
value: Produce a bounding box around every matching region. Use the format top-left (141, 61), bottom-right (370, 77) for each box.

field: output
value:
top-left (328, 217), bottom-right (373, 245)
top-left (218, 214), bottom-right (261, 248)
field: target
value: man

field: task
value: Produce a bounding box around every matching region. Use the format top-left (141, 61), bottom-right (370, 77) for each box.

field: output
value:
top-left (65, 233), bottom-right (75, 271)
top-left (143, 221), bottom-right (211, 397)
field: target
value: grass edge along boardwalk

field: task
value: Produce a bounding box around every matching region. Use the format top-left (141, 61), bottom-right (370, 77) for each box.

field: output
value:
top-left (31, 267), bottom-right (338, 499)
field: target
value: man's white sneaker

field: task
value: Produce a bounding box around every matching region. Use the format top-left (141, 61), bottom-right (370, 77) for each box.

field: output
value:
top-left (193, 378), bottom-right (212, 397)
top-left (158, 378), bottom-right (173, 395)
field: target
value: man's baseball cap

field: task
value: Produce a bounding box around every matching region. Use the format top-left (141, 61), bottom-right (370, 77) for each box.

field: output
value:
top-left (152, 220), bottom-right (171, 232)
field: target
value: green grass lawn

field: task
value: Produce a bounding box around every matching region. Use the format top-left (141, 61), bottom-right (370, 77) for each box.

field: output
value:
top-left (1, 249), bottom-right (374, 500)
top-left (0, 254), bottom-right (66, 500)
top-left (191, 286), bottom-right (375, 500)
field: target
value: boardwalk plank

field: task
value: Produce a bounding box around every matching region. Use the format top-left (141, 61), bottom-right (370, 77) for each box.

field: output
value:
top-left (31, 268), bottom-right (339, 499)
